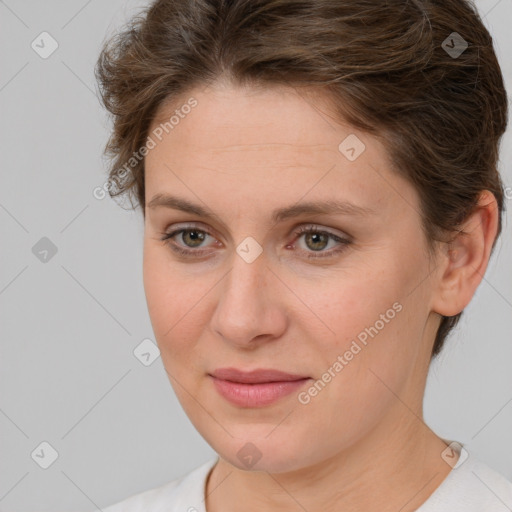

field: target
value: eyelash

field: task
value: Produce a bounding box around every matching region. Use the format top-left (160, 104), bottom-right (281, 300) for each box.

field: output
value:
top-left (159, 224), bottom-right (351, 260)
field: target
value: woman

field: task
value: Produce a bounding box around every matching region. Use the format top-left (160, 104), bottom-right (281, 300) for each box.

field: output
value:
top-left (94, 0), bottom-right (512, 510)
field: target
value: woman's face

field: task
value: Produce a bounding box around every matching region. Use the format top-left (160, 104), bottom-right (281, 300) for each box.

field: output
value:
top-left (143, 82), bottom-right (442, 473)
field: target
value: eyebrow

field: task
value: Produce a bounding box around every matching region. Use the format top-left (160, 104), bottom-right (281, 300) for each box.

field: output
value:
top-left (147, 193), bottom-right (376, 223)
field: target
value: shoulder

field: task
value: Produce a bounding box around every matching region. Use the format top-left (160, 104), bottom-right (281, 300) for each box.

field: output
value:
top-left (467, 456), bottom-right (512, 510)
top-left (419, 446), bottom-right (512, 512)
top-left (94, 457), bottom-right (218, 512)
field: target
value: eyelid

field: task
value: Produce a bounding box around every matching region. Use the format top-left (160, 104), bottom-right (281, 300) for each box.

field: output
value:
top-left (164, 221), bottom-right (222, 241)
top-left (292, 223), bottom-right (350, 240)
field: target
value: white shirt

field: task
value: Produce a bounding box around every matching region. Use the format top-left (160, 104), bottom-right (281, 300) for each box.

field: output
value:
top-left (96, 441), bottom-right (512, 512)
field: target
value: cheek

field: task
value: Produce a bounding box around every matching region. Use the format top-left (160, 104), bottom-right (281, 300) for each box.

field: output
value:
top-left (143, 246), bottom-right (172, 332)
top-left (304, 260), bottom-right (422, 380)
top-left (142, 252), bottom-right (206, 410)
top-left (293, 281), bottom-right (416, 446)
top-left (300, 267), bottom-right (401, 341)
top-left (142, 243), bottom-right (213, 364)
top-left (143, 244), bottom-right (186, 347)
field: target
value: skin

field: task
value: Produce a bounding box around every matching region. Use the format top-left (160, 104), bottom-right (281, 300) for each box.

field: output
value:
top-left (142, 79), bottom-right (499, 512)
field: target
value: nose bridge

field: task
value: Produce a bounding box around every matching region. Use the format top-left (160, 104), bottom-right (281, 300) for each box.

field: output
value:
top-left (224, 228), bottom-right (270, 301)
top-left (222, 249), bottom-right (269, 315)
top-left (211, 246), bottom-right (284, 345)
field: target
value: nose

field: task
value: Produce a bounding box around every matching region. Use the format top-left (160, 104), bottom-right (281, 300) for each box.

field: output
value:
top-left (210, 250), bottom-right (288, 349)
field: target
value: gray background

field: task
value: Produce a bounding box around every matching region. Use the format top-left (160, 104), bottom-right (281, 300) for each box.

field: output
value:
top-left (1, 1), bottom-right (511, 511)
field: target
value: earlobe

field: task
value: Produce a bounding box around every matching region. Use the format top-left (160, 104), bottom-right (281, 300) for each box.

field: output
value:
top-left (431, 190), bottom-right (499, 317)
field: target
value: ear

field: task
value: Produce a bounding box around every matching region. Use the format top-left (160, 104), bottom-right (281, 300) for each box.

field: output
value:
top-left (431, 190), bottom-right (500, 317)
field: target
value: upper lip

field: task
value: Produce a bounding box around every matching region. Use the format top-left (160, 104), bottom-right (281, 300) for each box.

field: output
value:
top-left (210, 367), bottom-right (310, 384)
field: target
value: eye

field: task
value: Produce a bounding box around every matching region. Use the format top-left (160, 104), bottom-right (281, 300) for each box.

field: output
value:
top-left (160, 225), bottom-right (216, 257)
top-left (290, 225), bottom-right (351, 259)
top-left (159, 223), bottom-right (352, 259)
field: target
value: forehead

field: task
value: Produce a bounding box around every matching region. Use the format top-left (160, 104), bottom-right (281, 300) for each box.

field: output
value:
top-left (150, 83), bottom-right (363, 154)
top-left (145, 83), bottom-right (419, 222)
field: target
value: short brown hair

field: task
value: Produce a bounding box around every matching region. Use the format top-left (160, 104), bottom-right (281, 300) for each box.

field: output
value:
top-left (95, 0), bottom-right (509, 359)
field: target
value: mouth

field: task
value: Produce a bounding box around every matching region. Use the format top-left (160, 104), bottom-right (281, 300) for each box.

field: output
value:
top-left (208, 367), bottom-right (312, 407)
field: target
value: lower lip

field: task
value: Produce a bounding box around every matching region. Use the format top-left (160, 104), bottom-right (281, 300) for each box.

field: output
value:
top-left (210, 376), bottom-right (311, 407)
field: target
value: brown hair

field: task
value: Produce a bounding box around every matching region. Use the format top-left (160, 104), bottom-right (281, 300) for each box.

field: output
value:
top-left (95, 0), bottom-right (508, 359)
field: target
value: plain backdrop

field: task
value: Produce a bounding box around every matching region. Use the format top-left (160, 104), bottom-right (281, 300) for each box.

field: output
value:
top-left (1, 1), bottom-right (511, 511)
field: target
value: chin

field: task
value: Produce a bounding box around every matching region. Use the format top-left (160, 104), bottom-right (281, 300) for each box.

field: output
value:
top-left (211, 433), bottom-right (316, 474)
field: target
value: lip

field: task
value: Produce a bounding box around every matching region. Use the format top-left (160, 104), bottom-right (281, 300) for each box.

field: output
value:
top-left (210, 367), bottom-right (310, 384)
top-left (209, 368), bottom-right (311, 407)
